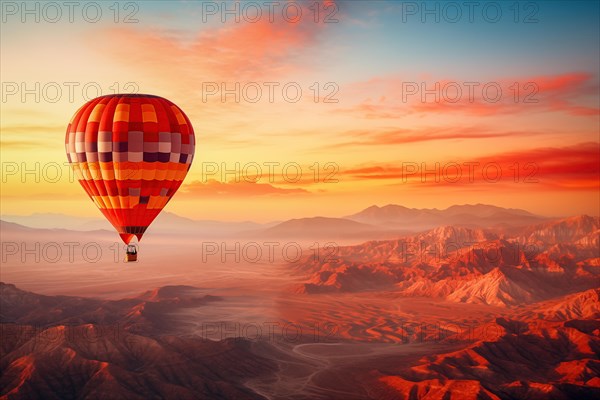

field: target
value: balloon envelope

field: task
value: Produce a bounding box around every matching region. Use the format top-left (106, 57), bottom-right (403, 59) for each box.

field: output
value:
top-left (65, 94), bottom-right (195, 244)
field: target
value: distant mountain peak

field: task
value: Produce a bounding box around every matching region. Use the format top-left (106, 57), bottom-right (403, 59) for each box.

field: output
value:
top-left (346, 203), bottom-right (543, 229)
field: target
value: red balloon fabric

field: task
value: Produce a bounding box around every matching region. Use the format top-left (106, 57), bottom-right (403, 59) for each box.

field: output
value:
top-left (65, 94), bottom-right (195, 244)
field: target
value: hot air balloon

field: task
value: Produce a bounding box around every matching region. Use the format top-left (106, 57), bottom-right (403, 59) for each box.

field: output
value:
top-left (65, 94), bottom-right (195, 261)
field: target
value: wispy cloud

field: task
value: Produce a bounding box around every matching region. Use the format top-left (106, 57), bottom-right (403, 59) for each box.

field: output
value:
top-left (180, 180), bottom-right (310, 197)
top-left (341, 142), bottom-right (599, 191)
top-left (1, 124), bottom-right (65, 134)
top-left (337, 72), bottom-right (599, 119)
top-left (94, 1), bottom-right (337, 84)
top-left (0, 140), bottom-right (50, 149)
top-left (324, 126), bottom-right (539, 148)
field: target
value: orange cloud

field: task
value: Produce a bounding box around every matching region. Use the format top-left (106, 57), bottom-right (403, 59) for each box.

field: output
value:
top-left (325, 126), bottom-right (539, 148)
top-left (180, 180), bottom-right (309, 197)
top-left (94, 1), bottom-right (336, 84)
top-left (342, 142), bottom-right (599, 191)
top-left (414, 73), bottom-right (599, 116)
top-left (339, 72), bottom-right (599, 118)
top-left (0, 140), bottom-right (47, 149)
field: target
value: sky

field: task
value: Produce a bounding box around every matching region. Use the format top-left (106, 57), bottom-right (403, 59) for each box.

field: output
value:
top-left (1, 0), bottom-right (599, 221)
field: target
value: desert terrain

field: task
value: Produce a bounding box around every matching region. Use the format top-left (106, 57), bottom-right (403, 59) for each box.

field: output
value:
top-left (1, 204), bottom-right (599, 399)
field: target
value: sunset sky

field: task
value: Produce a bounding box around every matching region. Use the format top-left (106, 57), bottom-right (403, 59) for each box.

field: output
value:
top-left (1, 0), bottom-right (598, 222)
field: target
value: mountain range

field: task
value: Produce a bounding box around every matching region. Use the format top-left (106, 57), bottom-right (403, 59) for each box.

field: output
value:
top-left (2, 281), bottom-right (598, 399)
top-left (0, 283), bottom-right (278, 400)
top-left (2, 204), bottom-right (598, 399)
top-left (345, 203), bottom-right (546, 229)
top-left (294, 215), bottom-right (600, 307)
top-left (1, 203), bottom-right (554, 239)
